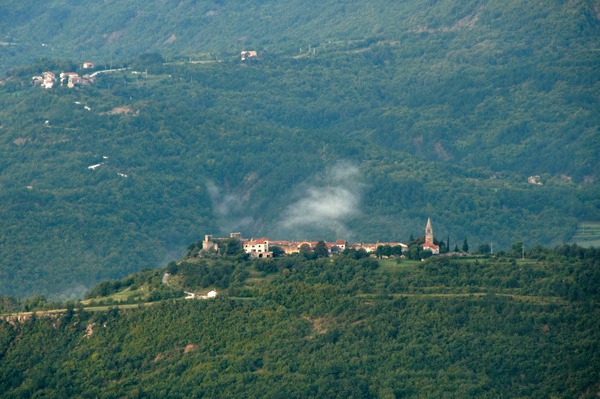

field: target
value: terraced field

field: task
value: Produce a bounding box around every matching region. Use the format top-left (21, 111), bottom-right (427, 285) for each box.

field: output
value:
top-left (572, 222), bottom-right (600, 247)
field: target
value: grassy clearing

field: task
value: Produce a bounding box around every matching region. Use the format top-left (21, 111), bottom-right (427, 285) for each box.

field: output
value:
top-left (571, 221), bottom-right (600, 248)
top-left (377, 258), bottom-right (420, 272)
top-left (0, 302), bottom-right (158, 318)
top-left (80, 286), bottom-right (150, 306)
top-left (358, 292), bottom-right (569, 305)
top-left (514, 259), bottom-right (539, 266)
top-left (83, 302), bottom-right (160, 312)
top-left (245, 274), bottom-right (275, 288)
top-left (377, 256), bottom-right (539, 271)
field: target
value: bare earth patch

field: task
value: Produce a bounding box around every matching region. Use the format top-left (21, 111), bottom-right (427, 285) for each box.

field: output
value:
top-left (84, 323), bottom-right (96, 338)
top-left (104, 30), bottom-right (124, 44)
top-left (184, 344), bottom-right (197, 353)
top-left (164, 34), bottom-right (177, 45)
top-left (303, 316), bottom-right (329, 335)
top-left (105, 106), bottom-right (137, 116)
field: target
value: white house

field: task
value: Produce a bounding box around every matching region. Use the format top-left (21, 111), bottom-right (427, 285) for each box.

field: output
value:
top-left (243, 238), bottom-right (272, 258)
top-left (241, 50), bottom-right (258, 61)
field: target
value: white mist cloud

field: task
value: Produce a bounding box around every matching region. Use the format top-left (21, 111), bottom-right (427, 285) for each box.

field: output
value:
top-left (281, 162), bottom-right (363, 239)
top-left (53, 284), bottom-right (91, 302)
top-left (206, 181), bottom-right (254, 232)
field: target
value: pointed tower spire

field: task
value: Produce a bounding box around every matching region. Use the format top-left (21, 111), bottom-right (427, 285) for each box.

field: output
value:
top-left (425, 218), bottom-right (434, 244)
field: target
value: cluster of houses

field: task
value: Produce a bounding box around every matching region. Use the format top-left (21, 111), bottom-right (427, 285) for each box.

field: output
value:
top-left (32, 62), bottom-right (95, 89)
top-left (202, 219), bottom-right (440, 259)
top-left (241, 50), bottom-right (258, 61)
top-left (528, 175), bottom-right (543, 185)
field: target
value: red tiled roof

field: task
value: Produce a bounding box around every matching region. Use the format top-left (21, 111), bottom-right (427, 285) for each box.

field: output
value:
top-left (270, 240), bottom-right (291, 245)
top-left (244, 238), bottom-right (269, 245)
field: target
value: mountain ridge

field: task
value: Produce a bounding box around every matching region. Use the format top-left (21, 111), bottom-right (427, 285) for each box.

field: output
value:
top-left (1, 0), bottom-right (599, 72)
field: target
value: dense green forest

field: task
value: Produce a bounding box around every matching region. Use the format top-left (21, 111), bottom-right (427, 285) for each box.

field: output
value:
top-left (1, 246), bottom-right (598, 397)
top-left (0, 0), bottom-right (599, 299)
top-left (1, 0), bottom-right (599, 74)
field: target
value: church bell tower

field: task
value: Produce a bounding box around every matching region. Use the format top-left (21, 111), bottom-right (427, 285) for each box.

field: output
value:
top-left (425, 218), bottom-right (434, 244)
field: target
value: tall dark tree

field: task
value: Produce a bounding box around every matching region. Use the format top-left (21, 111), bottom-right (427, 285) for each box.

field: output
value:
top-left (166, 261), bottom-right (178, 275)
top-left (390, 245), bottom-right (403, 256)
top-left (512, 241), bottom-right (524, 257)
top-left (224, 238), bottom-right (243, 256)
top-left (299, 243), bottom-right (315, 259)
top-left (314, 241), bottom-right (329, 258)
top-left (478, 243), bottom-right (491, 254)
top-left (270, 246), bottom-right (285, 258)
top-left (462, 238), bottom-right (469, 253)
top-left (376, 245), bottom-right (392, 258)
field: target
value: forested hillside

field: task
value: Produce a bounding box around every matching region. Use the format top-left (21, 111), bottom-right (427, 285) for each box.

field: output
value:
top-left (0, 0), bottom-right (599, 299)
top-left (1, 247), bottom-right (599, 398)
top-left (1, 0), bottom-right (599, 74)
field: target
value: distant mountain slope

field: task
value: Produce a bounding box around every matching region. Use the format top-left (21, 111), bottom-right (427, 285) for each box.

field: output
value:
top-left (1, 0), bottom-right (599, 72)
top-left (0, 0), bottom-right (598, 299)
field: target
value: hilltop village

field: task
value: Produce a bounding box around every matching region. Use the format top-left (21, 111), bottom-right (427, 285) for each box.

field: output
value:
top-left (201, 218), bottom-right (442, 259)
top-left (32, 61), bottom-right (96, 89)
